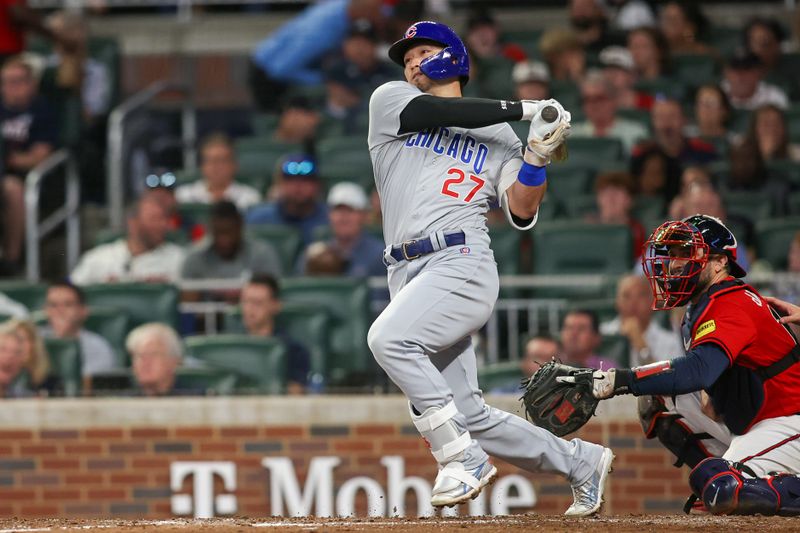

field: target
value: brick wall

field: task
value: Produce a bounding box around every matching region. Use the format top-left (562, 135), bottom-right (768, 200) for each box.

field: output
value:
top-left (0, 396), bottom-right (689, 518)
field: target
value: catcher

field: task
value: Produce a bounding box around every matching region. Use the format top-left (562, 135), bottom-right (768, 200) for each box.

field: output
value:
top-left (524, 215), bottom-right (800, 516)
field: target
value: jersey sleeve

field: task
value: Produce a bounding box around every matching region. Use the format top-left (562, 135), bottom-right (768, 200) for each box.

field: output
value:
top-left (368, 81), bottom-right (425, 149)
top-left (690, 296), bottom-right (756, 364)
top-left (495, 134), bottom-right (537, 231)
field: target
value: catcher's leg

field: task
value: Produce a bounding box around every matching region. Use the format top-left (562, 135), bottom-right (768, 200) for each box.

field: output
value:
top-left (689, 457), bottom-right (800, 515)
top-left (722, 414), bottom-right (800, 478)
top-left (434, 338), bottom-right (613, 516)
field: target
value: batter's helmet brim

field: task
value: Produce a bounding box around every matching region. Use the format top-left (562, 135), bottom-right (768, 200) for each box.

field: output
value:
top-left (388, 38), bottom-right (446, 68)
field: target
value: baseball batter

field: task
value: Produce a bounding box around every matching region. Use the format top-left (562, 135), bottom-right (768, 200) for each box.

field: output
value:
top-left (574, 215), bottom-right (800, 515)
top-left (366, 21), bottom-right (613, 515)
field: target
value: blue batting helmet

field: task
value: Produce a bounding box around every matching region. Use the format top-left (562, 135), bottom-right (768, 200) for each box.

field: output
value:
top-left (388, 21), bottom-right (470, 85)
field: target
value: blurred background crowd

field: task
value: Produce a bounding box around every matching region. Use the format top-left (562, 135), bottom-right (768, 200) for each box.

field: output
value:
top-left (1, 0), bottom-right (800, 399)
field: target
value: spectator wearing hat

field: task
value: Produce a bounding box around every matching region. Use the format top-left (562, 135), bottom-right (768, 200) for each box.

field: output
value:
top-left (721, 50), bottom-right (788, 111)
top-left (248, 0), bottom-right (384, 112)
top-left (175, 133), bottom-right (261, 212)
top-left (598, 45), bottom-right (653, 110)
top-left (610, 0), bottom-right (656, 32)
top-left (539, 28), bottom-right (586, 83)
top-left (337, 19), bottom-right (395, 95)
top-left (512, 60), bottom-right (550, 101)
top-left (182, 200), bottom-right (281, 285)
top-left (298, 181), bottom-right (385, 278)
top-left (273, 96), bottom-right (321, 150)
top-left (246, 154), bottom-right (328, 247)
top-left (571, 70), bottom-right (648, 154)
top-left (321, 62), bottom-right (366, 136)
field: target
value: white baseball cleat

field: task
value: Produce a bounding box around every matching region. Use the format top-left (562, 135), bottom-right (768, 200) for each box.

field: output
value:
top-left (564, 447), bottom-right (615, 517)
top-left (430, 459), bottom-right (498, 508)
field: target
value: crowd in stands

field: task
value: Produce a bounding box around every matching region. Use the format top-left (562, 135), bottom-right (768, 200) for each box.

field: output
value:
top-left (3, 0), bottom-right (800, 397)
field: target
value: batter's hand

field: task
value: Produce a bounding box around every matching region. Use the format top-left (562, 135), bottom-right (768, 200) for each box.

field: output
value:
top-left (524, 99), bottom-right (571, 166)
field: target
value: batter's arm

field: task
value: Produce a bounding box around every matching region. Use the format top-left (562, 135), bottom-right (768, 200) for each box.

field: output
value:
top-left (496, 157), bottom-right (544, 229)
top-left (398, 95), bottom-right (539, 134)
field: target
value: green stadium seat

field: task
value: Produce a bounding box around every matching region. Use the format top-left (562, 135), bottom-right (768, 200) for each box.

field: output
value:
top-left (788, 192), bottom-right (800, 216)
top-left (83, 283), bottom-right (180, 330)
top-left (632, 196), bottom-right (665, 222)
top-left (185, 335), bottom-right (287, 394)
top-left (0, 282), bottom-right (48, 312)
top-left (174, 367), bottom-right (238, 396)
top-left (599, 334), bottom-right (630, 367)
top-left (533, 221), bottom-right (632, 275)
top-left (560, 194), bottom-right (596, 219)
top-left (767, 160), bottom-right (800, 189)
top-left (787, 105), bottom-right (800, 144)
top-left (707, 27), bottom-right (742, 57)
top-left (501, 29), bottom-right (544, 59)
top-left (478, 361), bottom-right (524, 393)
top-left (93, 228), bottom-right (187, 247)
top-left (476, 59), bottom-right (515, 100)
top-left (252, 113), bottom-right (280, 137)
top-left (755, 217), bottom-right (800, 270)
top-left (616, 108), bottom-right (651, 133)
top-left (722, 190), bottom-right (774, 224)
top-left (317, 136), bottom-right (374, 188)
top-left (83, 307), bottom-right (130, 367)
top-left (235, 137), bottom-right (303, 178)
top-left (246, 224), bottom-right (303, 274)
top-left (634, 77), bottom-right (686, 101)
top-left (562, 137), bottom-right (624, 169)
top-left (281, 278), bottom-right (371, 385)
top-left (44, 338), bottom-right (82, 397)
top-left (672, 54), bottom-right (719, 88)
top-left (488, 226), bottom-right (523, 275)
top-left (509, 121), bottom-right (528, 145)
top-left (545, 167), bottom-right (594, 201)
top-left (178, 203), bottom-right (213, 226)
top-left (549, 81), bottom-right (582, 121)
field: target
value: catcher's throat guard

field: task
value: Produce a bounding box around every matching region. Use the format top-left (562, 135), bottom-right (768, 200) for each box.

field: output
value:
top-left (521, 361), bottom-right (600, 437)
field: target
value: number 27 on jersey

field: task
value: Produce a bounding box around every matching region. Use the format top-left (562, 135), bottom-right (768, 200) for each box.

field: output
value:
top-left (441, 167), bottom-right (485, 203)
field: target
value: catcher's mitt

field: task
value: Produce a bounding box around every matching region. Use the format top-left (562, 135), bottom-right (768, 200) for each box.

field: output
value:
top-left (521, 361), bottom-right (599, 437)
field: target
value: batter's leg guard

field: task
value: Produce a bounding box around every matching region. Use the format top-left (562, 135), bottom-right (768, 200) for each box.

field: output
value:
top-left (638, 396), bottom-right (713, 468)
top-left (688, 457), bottom-right (800, 516)
top-left (409, 401), bottom-right (497, 507)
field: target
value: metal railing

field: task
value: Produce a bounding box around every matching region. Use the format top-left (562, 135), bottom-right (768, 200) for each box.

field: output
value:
top-left (24, 149), bottom-right (81, 282)
top-left (106, 80), bottom-right (197, 230)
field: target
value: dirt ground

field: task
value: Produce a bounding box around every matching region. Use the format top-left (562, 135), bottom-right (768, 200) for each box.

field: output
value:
top-left (0, 515), bottom-right (798, 532)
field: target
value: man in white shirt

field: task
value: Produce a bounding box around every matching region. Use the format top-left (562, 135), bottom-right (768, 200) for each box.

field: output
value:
top-left (71, 193), bottom-right (185, 285)
top-left (570, 70), bottom-right (648, 154)
top-left (720, 51), bottom-right (788, 111)
top-left (600, 274), bottom-right (683, 366)
top-left (175, 133), bottom-right (261, 211)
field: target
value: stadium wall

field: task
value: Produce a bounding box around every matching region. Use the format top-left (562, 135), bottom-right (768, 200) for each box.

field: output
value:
top-left (0, 395), bottom-right (690, 518)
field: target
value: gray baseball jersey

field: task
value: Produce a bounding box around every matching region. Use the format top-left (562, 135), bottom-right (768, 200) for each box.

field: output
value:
top-left (368, 81), bottom-right (534, 246)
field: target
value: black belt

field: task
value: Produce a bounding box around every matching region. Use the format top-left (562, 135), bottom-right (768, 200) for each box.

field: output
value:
top-left (389, 231), bottom-right (466, 263)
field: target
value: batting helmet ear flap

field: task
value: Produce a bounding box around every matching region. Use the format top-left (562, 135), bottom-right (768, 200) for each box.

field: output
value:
top-left (388, 21), bottom-right (470, 85)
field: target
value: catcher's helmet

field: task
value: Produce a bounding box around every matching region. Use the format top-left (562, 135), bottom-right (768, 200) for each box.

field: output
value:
top-left (388, 21), bottom-right (470, 85)
top-left (642, 214), bottom-right (745, 310)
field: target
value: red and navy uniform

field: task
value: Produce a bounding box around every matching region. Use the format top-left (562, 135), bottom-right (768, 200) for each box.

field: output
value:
top-left (625, 278), bottom-right (800, 435)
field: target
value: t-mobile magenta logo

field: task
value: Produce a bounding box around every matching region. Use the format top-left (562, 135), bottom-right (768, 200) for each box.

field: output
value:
top-left (170, 462), bottom-right (237, 518)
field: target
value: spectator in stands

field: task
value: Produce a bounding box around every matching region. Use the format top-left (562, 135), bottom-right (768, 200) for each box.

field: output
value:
top-left (630, 142), bottom-right (671, 198)
top-left (667, 165), bottom-right (714, 219)
top-left (0, 293), bottom-right (26, 318)
top-left (0, 55), bottom-right (58, 271)
top-left (42, 282), bottom-right (118, 385)
top-left (298, 182), bottom-right (384, 278)
top-left (598, 45), bottom-right (653, 111)
top-left (335, 18), bottom-right (395, 97)
top-left (248, 0), bottom-right (383, 112)
top-left (559, 309), bottom-right (616, 369)
top-left (0, 321), bottom-right (28, 398)
top-left (9, 318), bottom-right (52, 394)
top-left (744, 17), bottom-right (800, 100)
top-left (321, 62), bottom-right (365, 137)
top-left (0, 0), bottom-right (76, 65)
top-left (512, 60), bottom-right (550, 102)
top-left (465, 8), bottom-right (523, 64)
top-left (246, 154), bottom-right (328, 247)
top-left (571, 70), bottom-right (648, 154)
top-left (146, 174), bottom-right (204, 242)
top-left (600, 275), bottom-right (683, 367)
top-left (609, 0), bottom-right (655, 32)
top-left (631, 97), bottom-right (717, 202)
top-left (521, 335), bottom-right (560, 378)
top-left (240, 274), bottom-right (310, 394)
top-left (741, 104), bottom-right (800, 163)
top-left (721, 50), bottom-right (788, 111)
top-left (788, 231), bottom-right (800, 274)
top-left (70, 192), bottom-right (185, 285)
top-left (586, 171), bottom-right (646, 262)
top-left (569, 0), bottom-right (621, 54)
top-left (272, 96), bottom-right (321, 151)
top-left (659, 1), bottom-right (711, 56)
top-left (539, 28), bottom-right (586, 83)
top-left (175, 133), bottom-right (261, 212)
top-left (182, 200), bottom-right (281, 284)
top-left (627, 27), bottom-right (670, 82)
top-left (687, 84), bottom-right (734, 147)
top-left (127, 322), bottom-right (186, 397)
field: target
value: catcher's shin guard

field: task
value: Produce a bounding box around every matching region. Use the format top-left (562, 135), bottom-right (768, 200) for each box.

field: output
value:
top-left (409, 401), bottom-right (471, 464)
top-left (638, 396), bottom-right (713, 468)
top-left (688, 457), bottom-right (800, 516)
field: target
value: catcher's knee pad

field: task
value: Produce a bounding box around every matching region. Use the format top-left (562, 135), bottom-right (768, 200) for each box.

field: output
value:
top-left (409, 401), bottom-right (471, 464)
top-left (638, 395), bottom-right (711, 468)
top-left (689, 457), bottom-right (800, 516)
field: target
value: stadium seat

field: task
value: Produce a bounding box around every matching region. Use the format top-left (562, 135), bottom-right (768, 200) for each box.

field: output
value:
top-left (93, 228), bottom-right (187, 247)
top-left (317, 136), bottom-right (374, 188)
top-left (84, 307), bottom-right (131, 367)
top-left (82, 283), bottom-right (180, 330)
top-left (599, 334), bottom-right (630, 367)
top-left (561, 137), bottom-right (624, 169)
top-left (706, 27), bottom-right (742, 57)
top-left (185, 335), bottom-right (287, 394)
top-left (0, 282), bottom-right (48, 312)
top-left (755, 217), bottom-right (800, 270)
top-left (722, 190), bottom-right (774, 223)
top-left (533, 221), bottom-right (632, 275)
top-left (477, 361), bottom-right (524, 393)
top-left (44, 338), bottom-right (82, 397)
top-left (252, 113), bottom-right (280, 137)
top-left (634, 77), bottom-right (686, 101)
top-left (616, 108), bottom-right (651, 133)
top-left (174, 367), bottom-right (238, 396)
top-left (246, 224), bottom-right (303, 274)
top-left (178, 203), bottom-right (213, 226)
top-left (224, 302), bottom-right (332, 381)
top-left (767, 160), bottom-right (800, 189)
top-left (488, 226), bottom-right (523, 275)
top-left (545, 167), bottom-right (594, 201)
top-left (235, 137), bottom-right (303, 178)
top-left (281, 278), bottom-right (371, 385)
top-left (501, 29), bottom-right (544, 59)
top-left (560, 194), bottom-right (596, 219)
top-left (632, 196), bottom-right (665, 222)
top-left (672, 54), bottom-right (719, 88)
